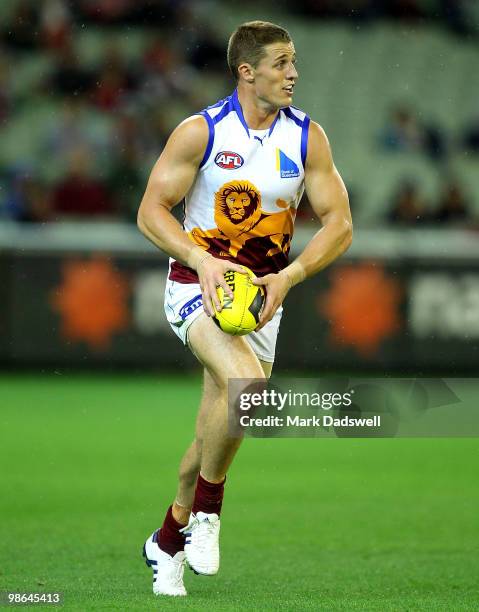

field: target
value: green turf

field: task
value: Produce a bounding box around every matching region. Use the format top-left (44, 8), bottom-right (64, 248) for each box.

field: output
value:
top-left (1, 374), bottom-right (478, 611)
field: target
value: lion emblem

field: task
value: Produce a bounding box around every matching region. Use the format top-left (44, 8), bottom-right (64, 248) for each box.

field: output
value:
top-left (215, 180), bottom-right (262, 234)
top-left (189, 179), bottom-right (296, 258)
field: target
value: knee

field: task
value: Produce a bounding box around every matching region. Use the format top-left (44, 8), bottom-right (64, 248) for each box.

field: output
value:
top-left (215, 362), bottom-right (266, 390)
top-left (236, 348), bottom-right (266, 380)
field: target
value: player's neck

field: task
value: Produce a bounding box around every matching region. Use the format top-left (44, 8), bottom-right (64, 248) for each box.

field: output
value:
top-left (236, 86), bottom-right (279, 131)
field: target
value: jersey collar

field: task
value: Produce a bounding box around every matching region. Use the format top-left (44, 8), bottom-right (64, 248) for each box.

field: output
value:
top-left (232, 89), bottom-right (281, 138)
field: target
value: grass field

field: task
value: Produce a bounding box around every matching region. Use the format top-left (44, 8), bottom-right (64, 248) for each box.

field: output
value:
top-left (1, 373), bottom-right (478, 611)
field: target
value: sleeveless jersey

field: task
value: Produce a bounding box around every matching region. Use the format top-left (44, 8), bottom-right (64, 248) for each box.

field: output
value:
top-left (169, 89), bottom-right (310, 283)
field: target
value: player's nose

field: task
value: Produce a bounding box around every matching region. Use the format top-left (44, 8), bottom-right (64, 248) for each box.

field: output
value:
top-left (286, 62), bottom-right (298, 80)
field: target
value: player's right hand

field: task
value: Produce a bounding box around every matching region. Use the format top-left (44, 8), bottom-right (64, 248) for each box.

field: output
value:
top-left (196, 254), bottom-right (247, 316)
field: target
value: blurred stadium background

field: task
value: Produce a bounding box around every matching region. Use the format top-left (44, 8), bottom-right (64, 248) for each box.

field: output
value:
top-left (1, 2), bottom-right (479, 609)
top-left (0, 0), bottom-right (478, 373)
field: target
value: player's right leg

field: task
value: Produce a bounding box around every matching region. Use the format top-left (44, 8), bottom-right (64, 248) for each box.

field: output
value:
top-left (188, 311), bottom-right (265, 481)
top-left (180, 312), bottom-right (265, 575)
top-left (143, 316), bottom-right (263, 588)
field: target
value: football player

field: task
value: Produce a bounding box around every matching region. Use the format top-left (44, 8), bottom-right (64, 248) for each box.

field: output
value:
top-left (138, 20), bottom-right (352, 596)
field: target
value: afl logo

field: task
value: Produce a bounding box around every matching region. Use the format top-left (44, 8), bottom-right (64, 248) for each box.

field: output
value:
top-left (215, 151), bottom-right (244, 170)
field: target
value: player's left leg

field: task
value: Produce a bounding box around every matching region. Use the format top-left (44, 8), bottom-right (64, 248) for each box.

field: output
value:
top-left (172, 358), bottom-right (272, 523)
top-left (144, 354), bottom-right (271, 594)
top-left (145, 277), bottom-right (279, 592)
top-left (176, 360), bottom-right (272, 495)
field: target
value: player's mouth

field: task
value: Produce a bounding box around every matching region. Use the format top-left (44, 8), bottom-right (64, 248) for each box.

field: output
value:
top-left (283, 84), bottom-right (295, 95)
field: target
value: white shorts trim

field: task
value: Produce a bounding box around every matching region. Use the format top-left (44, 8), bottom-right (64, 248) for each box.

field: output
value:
top-left (164, 278), bottom-right (282, 363)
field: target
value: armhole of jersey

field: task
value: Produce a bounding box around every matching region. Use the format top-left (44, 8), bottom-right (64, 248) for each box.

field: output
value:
top-left (301, 115), bottom-right (311, 169)
top-left (197, 111), bottom-right (215, 169)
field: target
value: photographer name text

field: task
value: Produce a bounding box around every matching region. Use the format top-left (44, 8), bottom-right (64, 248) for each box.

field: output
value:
top-left (239, 415), bottom-right (382, 428)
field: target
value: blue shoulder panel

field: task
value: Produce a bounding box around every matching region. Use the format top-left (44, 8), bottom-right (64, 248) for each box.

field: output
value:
top-left (212, 97), bottom-right (234, 125)
top-left (197, 111), bottom-right (215, 168)
top-left (301, 115), bottom-right (311, 168)
top-left (205, 97), bottom-right (228, 111)
top-left (282, 107), bottom-right (303, 128)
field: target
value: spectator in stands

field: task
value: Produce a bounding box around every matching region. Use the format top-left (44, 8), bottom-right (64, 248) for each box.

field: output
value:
top-left (2, 166), bottom-right (51, 222)
top-left (130, 0), bottom-right (178, 26)
top-left (180, 16), bottom-right (226, 73)
top-left (91, 44), bottom-right (139, 111)
top-left (387, 0), bottom-right (425, 20)
top-left (290, 0), bottom-right (378, 19)
top-left (0, 53), bottom-right (12, 124)
top-left (189, 29), bottom-right (225, 73)
top-left (380, 105), bottom-right (445, 161)
top-left (48, 43), bottom-right (93, 99)
top-left (1, 0), bottom-right (41, 52)
top-left (51, 147), bottom-right (115, 218)
top-left (461, 117), bottom-right (479, 153)
top-left (387, 180), bottom-right (430, 225)
top-left (44, 98), bottom-right (112, 161)
top-left (439, 0), bottom-right (473, 37)
top-left (74, 0), bottom-right (137, 25)
top-left (106, 106), bottom-right (174, 222)
top-left (39, 0), bottom-right (72, 52)
top-left (431, 179), bottom-right (472, 224)
top-left (139, 38), bottom-right (197, 105)
top-left (107, 143), bottom-right (143, 222)
top-left (346, 0), bottom-right (381, 21)
top-left (74, 0), bottom-right (179, 27)
top-left (110, 110), bottom-right (168, 163)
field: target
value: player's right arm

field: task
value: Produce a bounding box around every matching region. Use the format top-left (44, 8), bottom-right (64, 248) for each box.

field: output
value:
top-left (137, 115), bottom-right (245, 315)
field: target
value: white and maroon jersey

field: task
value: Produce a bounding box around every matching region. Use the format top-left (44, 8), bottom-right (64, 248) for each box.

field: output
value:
top-left (169, 89), bottom-right (310, 283)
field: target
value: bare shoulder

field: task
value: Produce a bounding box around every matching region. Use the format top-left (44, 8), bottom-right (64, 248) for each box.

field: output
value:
top-left (174, 114), bottom-right (209, 141)
top-left (163, 114), bottom-right (210, 166)
top-left (306, 120), bottom-right (333, 172)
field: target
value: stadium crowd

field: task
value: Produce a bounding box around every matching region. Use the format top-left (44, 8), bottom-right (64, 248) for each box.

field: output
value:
top-left (290, 0), bottom-right (479, 37)
top-left (0, 0), bottom-right (230, 222)
top-left (378, 105), bottom-right (476, 225)
top-left (0, 0), bottom-right (477, 226)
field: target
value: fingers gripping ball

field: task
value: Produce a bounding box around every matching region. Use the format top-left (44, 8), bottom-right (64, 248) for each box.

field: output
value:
top-left (213, 266), bottom-right (265, 336)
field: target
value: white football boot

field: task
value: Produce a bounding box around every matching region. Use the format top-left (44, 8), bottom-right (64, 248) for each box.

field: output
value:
top-left (142, 531), bottom-right (187, 597)
top-left (180, 512), bottom-right (220, 575)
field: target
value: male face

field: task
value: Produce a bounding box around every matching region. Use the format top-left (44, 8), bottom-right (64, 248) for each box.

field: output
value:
top-left (250, 41), bottom-right (298, 109)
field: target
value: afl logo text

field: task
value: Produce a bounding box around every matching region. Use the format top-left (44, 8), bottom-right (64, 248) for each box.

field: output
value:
top-left (215, 151), bottom-right (244, 170)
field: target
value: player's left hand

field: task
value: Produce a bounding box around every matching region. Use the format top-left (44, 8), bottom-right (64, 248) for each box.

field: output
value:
top-left (252, 271), bottom-right (291, 332)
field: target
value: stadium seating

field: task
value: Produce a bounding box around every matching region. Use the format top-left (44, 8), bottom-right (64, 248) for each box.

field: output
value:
top-left (1, 3), bottom-right (478, 223)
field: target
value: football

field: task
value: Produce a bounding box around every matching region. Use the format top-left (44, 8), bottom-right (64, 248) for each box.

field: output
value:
top-left (213, 266), bottom-right (265, 336)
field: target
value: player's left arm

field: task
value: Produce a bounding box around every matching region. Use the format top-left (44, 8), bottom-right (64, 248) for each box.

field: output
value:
top-left (254, 121), bottom-right (352, 330)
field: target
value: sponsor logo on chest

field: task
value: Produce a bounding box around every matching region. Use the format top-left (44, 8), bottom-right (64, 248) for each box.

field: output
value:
top-left (277, 148), bottom-right (300, 178)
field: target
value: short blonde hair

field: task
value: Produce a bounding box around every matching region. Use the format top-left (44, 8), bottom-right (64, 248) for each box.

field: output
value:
top-left (227, 21), bottom-right (292, 80)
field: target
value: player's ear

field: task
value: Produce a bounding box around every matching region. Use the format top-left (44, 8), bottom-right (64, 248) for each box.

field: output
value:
top-left (237, 62), bottom-right (255, 83)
